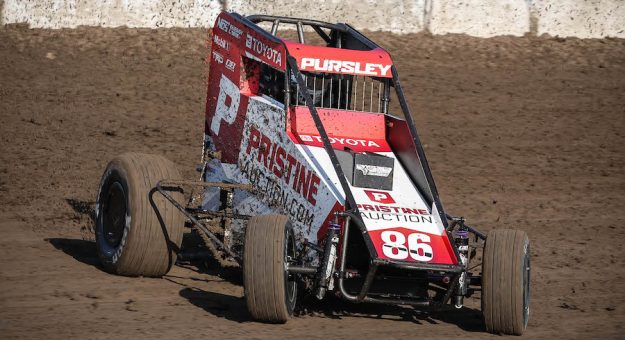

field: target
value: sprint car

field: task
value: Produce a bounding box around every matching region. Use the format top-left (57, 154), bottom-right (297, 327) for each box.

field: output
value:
top-left (95, 12), bottom-right (531, 335)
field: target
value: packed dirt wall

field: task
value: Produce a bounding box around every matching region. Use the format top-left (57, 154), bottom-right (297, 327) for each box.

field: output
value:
top-left (2, 0), bottom-right (624, 38)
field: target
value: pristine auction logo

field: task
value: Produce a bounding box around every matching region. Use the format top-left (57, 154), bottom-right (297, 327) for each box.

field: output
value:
top-left (300, 58), bottom-right (392, 77)
top-left (245, 34), bottom-right (282, 66)
top-left (364, 190), bottom-right (395, 204)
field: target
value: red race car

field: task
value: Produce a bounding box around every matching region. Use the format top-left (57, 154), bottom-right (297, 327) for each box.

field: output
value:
top-left (95, 11), bottom-right (531, 335)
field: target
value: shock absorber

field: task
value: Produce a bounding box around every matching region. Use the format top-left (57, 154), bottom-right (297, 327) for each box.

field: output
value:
top-left (316, 216), bottom-right (341, 300)
top-left (454, 221), bottom-right (469, 308)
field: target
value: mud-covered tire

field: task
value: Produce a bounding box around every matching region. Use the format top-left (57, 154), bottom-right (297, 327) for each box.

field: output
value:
top-left (243, 215), bottom-right (297, 323)
top-left (482, 229), bottom-right (531, 335)
top-left (95, 152), bottom-right (184, 277)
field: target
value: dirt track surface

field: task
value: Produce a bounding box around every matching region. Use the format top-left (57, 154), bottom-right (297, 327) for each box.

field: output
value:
top-left (1, 26), bottom-right (625, 339)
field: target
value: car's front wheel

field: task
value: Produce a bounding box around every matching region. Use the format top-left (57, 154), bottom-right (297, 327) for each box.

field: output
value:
top-left (481, 228), bottom-right (531, 335)
top-left (243, 214), bottom-right (297, 323)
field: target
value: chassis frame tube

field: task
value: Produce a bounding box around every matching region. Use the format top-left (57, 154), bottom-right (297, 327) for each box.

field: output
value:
top-left (155, 180), bottom-right (242, 264)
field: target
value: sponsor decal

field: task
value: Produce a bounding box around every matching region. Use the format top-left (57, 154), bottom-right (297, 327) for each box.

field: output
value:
top-left (298, 134), bottom-right (381, 148)
top-left (379, 230), bottom-right (433, 261)
top-left (213, 34), bottom-right (230, 50)
top-left (358, 204), bottom-right (428, 215)
top-left (359, 191), bottom-right (432, 223)
top-left (300, 57), bottom-right (392, 77)
top-left (217, 17), bottom-right (243, 39)
top-left (246, 126), bottom-right (321, 206)
top-left (369, 227), bottom-right (457, 264)
top-left (212, 51), bottom-right (224, 64)
top-left (358, 204), bottom-right (432, 224)
top-left (355, 164), bottom-right (392, 177)
top-left (245, 34), bottom-right (282, 66)
top-left (211, 74), bottom-right (240, 135)
top-left (239, 158), bottom-right (315, 227)
top-left (225, 59), bottom-right (236, 72)
top-left (364, 190), bottom-right (395, 204)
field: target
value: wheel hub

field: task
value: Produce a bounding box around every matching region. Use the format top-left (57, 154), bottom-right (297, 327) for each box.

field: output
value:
top-left (103, 181), bottom-right (127, 248)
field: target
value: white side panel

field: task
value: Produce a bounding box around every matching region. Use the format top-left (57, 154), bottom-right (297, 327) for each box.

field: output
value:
top-left (204, 96), bottom-right (341, 242)
top-left (298, 146), bottom-right (445, 236)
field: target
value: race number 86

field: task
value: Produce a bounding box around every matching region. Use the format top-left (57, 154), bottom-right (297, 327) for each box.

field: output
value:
top-left (381, 230), bottom-right (433, 262)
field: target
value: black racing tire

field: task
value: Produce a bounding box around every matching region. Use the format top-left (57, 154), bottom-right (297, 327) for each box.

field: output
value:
top-left (482, 229), bottom-right (531, 335)
top-left (243, 215), bottom-right (297, 323)
top-left (95, 152), bottom-right (184, 277)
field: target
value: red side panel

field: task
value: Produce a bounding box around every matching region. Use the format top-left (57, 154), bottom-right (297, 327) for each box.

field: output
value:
top-left (284, 41), bottom-right (393, 78)
top-left (287, 107), bottom-right (390, 153)
top-left (206, 12), bottom-right (287, 164)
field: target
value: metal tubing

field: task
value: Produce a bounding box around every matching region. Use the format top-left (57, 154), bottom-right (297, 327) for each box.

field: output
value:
top-left (311, 25), bottom-right (332, 44)
top-left (441, 274), bottom-right (460, 305)
top-left (381, 79), bottom-right (390, 114)
top-left (186, 208), bottom-right (251, 220)
top-left (284, 68), bottom-right (291, 108)
top-left (270, 19), bottom-right (280, 35)
top-left (371, 259), bottom-right (463, 273)
top-left (286, 265), bottom-right (317, 275)
top-left (358, 296), bottom-right (430, 307)
top-left (445, 213), bottom-right (487, 240)
top-left (155, 181), bottom-right (241, 264)
top-left (297, 22), bottom-right (305, 44)
top-left (246, 14), bottom-right (348, 33)
top-left (159, 180), bottom-right (255, 192)
top-left (357, 263), bottom-right (378, 301)
top-left (337, 216), bottom-right (357, 301)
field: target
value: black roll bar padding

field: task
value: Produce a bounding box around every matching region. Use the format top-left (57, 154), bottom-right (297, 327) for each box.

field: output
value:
top-left (343, 23), bottom-right (379, 50)
top-left (311, 25), bottom-right (332, 44)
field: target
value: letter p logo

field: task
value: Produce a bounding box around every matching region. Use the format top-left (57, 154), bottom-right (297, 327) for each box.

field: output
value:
top-left (210, 74), bottom-right (240, 136)
top-left (364, 190), bottom-right (395, 204)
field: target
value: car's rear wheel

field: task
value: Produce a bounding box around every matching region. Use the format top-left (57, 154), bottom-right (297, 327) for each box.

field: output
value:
top-left (481, 228), bottom-right (531, 335)
top-left (95, 152), bottom-right (184, 277)
top-left (243, 214), bottom-right (297, 323)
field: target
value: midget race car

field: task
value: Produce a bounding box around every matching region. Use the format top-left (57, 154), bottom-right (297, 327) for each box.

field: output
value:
top-left (95, 12), bottom-right (531, 335)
